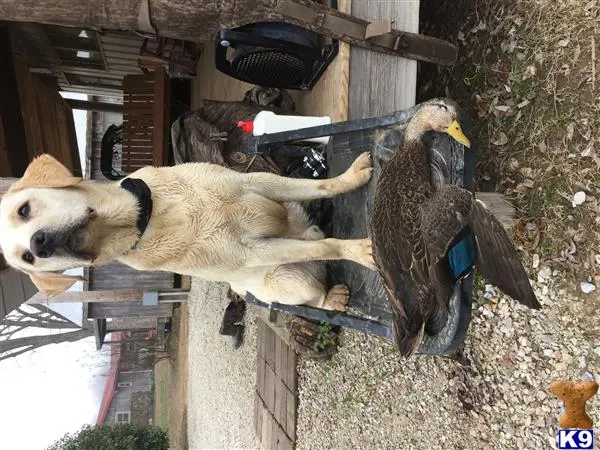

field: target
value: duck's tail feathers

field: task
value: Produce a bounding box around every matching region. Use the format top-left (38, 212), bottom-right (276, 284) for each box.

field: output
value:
top-left (388, 282), bottom-right (432, 357)
top-left (392, 319), bottom-right (425, 357)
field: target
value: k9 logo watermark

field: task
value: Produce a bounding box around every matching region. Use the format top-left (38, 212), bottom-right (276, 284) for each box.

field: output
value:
top-left (557, 429), bottom-right (594, 450)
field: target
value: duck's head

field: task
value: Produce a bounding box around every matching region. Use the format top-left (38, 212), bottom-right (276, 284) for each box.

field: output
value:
top-left (412, 98), bottom-right (471, 148)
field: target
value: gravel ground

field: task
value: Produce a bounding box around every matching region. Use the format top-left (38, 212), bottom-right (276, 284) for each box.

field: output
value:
top-left (297, 276), bottom-right (600, 449)
top-left (187, 279), bottom-right (260, 450)
top-left (184, 270), bottom-right (600, 449)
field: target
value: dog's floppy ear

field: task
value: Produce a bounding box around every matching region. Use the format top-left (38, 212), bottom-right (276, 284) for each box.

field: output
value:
top-left (9, 154), bottom-right (81, 193)
top-left (28, 272), bottom-right (85, 298)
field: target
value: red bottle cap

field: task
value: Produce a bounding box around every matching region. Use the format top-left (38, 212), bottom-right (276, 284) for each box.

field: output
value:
top-left (237, 120), bottom-right (254, 133)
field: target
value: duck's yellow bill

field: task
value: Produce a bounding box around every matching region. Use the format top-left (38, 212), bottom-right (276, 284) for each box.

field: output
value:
top-left (445, 120), bottom-right (471, 148)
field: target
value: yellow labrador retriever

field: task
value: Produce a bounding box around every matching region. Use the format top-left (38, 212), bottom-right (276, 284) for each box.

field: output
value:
top-left (0, 154), bottom-right (375, 311)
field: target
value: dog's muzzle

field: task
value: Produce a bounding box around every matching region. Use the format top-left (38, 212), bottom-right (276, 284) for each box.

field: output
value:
top-left (30, 221), bottom-right (93, 261)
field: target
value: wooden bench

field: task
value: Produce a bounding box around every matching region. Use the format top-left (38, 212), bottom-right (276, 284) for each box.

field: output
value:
top-left (122, 68), bottom-right (170, 172)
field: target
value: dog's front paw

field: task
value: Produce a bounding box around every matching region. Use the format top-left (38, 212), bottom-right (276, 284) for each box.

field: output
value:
top-left (344, 238), bottom-right (375, 271)
top-left (345, 152), bottom-right (373, 188)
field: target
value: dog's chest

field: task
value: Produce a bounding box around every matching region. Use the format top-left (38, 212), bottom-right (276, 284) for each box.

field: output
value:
top-left (119, 188), bottom-right (290, 272)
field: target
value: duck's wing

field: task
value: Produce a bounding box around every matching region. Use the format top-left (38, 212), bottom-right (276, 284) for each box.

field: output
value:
top-left (371, 181), bottom-right (436, 356)
top-left (421, 185), bottom-right (541, 310)
top-left (420, 185), bottom-right (473, 259)
top-left (420, 186), bottom-right (474, 329)
top-left (469, 198), bottom-right (541, 309)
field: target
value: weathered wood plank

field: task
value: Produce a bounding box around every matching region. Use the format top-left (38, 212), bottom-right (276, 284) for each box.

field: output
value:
top-left (257, 354), bottom-right (266, 399)
top-left (27, 288), bottom-right (188, 304)
top-left (349, 0), bottom-right (419, 119)
top-left (286, 389), bottom-right (297, 441)
top-left (258, 319), bottom-right (266, 359)
top-left (278, 427), bottom-right (293, 450)
top-left (264, 363), bottom-right (276, 412)
top-left (157, 67), bottom-right (171, 167)
top-left (290, 0), bottom-right (351, 122)
top-left (254, 393), bottom-right (263, 437)
top-left (278, 340), bottom-right (288, 385)
top-left (286, 347), bottom-right (297, 392)
top-left (274, 333), bottom-right (283, 377)
top-left (476, 192), bottom-right (516, 229)
top-left (271, 415), bottom-right (280, 449)
top-left (106, 317), bottom-right (157, 331)
top-left (274, 377), bottom-right (284, 424)
top-left (264, 326), bottom-right (276, 370)
top-left (87, 301), bottom-right (172, 319)
top-left (261, 406), bottom-right (272, 447)
top-left (89, 261), bottom-right (174, 290)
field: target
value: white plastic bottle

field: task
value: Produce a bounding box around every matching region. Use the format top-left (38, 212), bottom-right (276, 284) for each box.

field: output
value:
top-left (237, 110), bottom-right (332, 144)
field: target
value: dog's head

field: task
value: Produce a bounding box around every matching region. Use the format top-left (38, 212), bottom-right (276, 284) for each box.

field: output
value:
top-left (0, 155), bottom-right (94, 296)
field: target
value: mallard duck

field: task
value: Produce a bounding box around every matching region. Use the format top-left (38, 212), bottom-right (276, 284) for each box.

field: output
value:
top-left (370, 98), bottom-right (541, 357)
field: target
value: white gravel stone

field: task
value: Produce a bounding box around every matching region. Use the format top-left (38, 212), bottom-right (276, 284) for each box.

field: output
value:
top-left (572, 191), bottom-right (586, 207)
top-left (580, 281), bottom-right (596, 293)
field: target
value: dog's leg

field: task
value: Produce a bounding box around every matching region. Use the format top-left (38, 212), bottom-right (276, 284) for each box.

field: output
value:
top-left (244, 237), bottom-right (375, 271)
top-left (243, 152), bottom-right (372, 201)
top-left (263, 263), bottom-right (328, 306)
top-left (240, 264), bottom-right (351, 312)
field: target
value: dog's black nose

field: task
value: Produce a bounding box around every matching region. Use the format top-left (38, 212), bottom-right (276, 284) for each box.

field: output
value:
top-left (30, 230), bottom-right (54, 258)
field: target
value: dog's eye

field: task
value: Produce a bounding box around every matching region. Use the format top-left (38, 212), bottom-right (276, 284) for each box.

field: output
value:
top-left (22, 251), bottom-right (34, 264)
top-left (18, 202), bottom-right (30, 218)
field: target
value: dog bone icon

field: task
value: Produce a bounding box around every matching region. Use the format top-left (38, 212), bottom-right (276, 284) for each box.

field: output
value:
top-left (550, 380), bottom-right (598, 429)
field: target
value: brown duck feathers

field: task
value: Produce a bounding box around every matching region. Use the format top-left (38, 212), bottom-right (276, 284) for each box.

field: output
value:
top-left (370, 98), bottom-right (540, 357)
